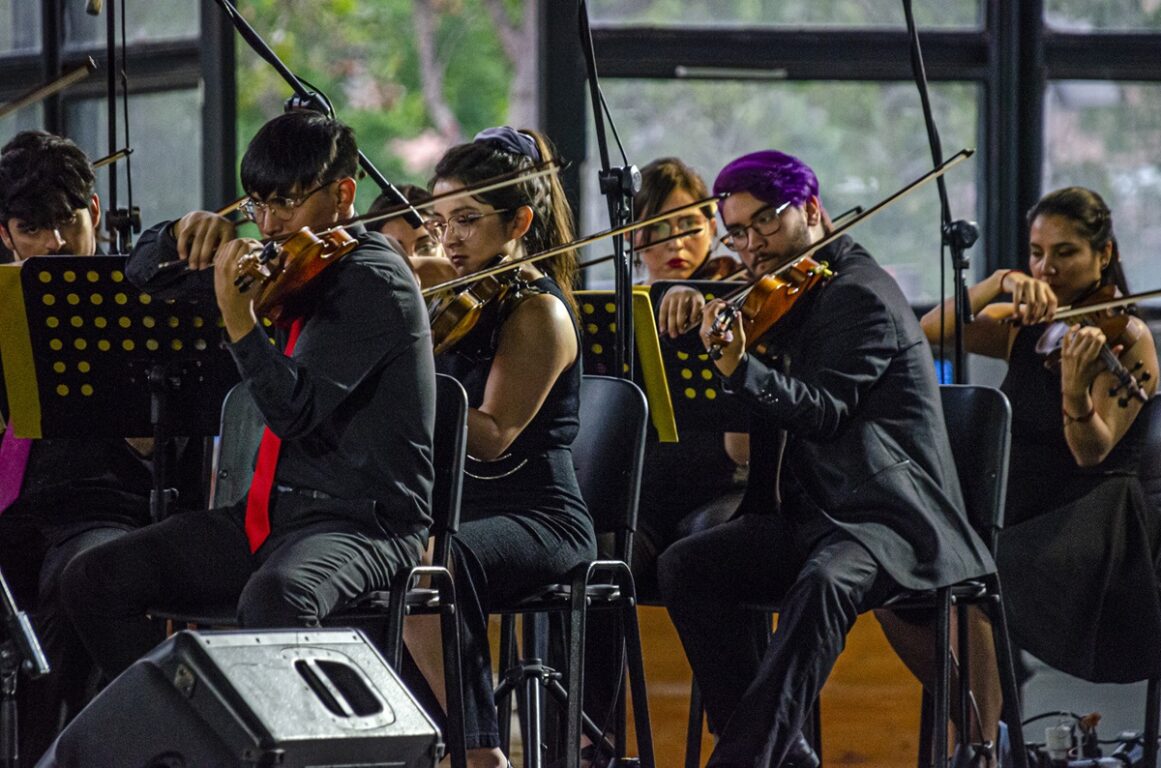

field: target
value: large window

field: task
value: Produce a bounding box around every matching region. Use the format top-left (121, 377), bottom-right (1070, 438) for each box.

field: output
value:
top-left (1043, 80), bottom-right (1161, 292)
top-left (0, 0), bottom-right (218, 252)
top-left (589, 0), bottom-right (981, 28)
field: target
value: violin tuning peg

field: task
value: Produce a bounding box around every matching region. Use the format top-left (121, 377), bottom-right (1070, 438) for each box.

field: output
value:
top-left (1119, 397), bottom-right (1130, 408)
top-left (1132, 361), bottom-right (1144, 372)
top-left (1141, 372), bottom-right (1152, 382)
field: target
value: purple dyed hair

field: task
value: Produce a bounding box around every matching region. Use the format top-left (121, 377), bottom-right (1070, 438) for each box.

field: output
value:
top-left (713, 150), bottom-right (819, 208)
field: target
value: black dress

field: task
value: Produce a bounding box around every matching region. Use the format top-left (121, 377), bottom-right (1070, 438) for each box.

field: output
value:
top-left (435, 274), bottom-right (597, 750)
top-left (997, 324), bottom-right (1161, 682)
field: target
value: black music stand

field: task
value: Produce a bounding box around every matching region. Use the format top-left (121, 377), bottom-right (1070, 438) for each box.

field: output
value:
top-left (0, 256), bottom-right (238, 521)
top-left (646, 280), bottom-right (751, 434)
top-left (1, 564), bottom-right (50, 768)
top-left (576, 286), bottom-right (677, 442)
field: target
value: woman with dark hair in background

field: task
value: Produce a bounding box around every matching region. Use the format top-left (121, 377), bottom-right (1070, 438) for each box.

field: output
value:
top-left (403, 126), bottom-right (596, 768)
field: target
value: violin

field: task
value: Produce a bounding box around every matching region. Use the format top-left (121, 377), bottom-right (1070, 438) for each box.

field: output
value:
top-left (695, 255), bottom-right (745, 281)
top-left (235, 226), bottom-right (357, 322)
top-left (427, 255), bottom-right (529, 354)
top-left (707, 256), bottom-right (834, 359)
top-left (1031, 284), bottom-right (1153, 407)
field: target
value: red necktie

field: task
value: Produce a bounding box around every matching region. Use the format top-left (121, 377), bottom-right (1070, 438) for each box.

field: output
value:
top-left (0, 422), bottom-right (33, 514)
top-left (244, 318), bottom-right (304, 553)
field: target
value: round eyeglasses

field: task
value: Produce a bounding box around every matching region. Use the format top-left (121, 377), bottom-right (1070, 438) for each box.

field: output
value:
top-left (423, 209), bottom-right (512, 243)
top-left (241, 181), bottom-right (334, 223)
top-left (719, 201), bottom-right (791, 252)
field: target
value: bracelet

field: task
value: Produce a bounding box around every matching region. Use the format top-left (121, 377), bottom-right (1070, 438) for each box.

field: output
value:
top-left (1062, 400), bottom-right (1096, 425)
top-left (999, 269), bottom-right (1022, 293)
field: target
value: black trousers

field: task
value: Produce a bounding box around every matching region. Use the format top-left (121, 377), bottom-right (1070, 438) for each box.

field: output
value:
top-left (61, 495), bottom-right (425, 680)
top-left (0, 517), bottom-right (133, 763)
top-left (658, 513), bottom-right (899, 768)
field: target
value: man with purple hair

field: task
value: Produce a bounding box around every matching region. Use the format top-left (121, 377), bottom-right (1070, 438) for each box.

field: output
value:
top-left (657, 150), bottom-right (993, 768)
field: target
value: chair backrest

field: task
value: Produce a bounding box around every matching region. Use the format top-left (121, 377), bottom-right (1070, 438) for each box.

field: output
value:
top-left (572, 375), bottom-right (649, 543)
top-left (939, 384), bottom-right (1012, 551)
top-left (1134, 397), bottom-right (1161, 513)
top-left (207, 375), bottom-right (468, 566)
top-left (431, 373), bottom-right (468, 565)
top-left (208, 383), bottom-right (265, 508)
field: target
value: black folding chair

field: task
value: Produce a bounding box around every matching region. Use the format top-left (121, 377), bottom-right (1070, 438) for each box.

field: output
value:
top-left (148, 373), bottom-right (469, 768)
top-left (1130, 397), bottom-right (1161, 768)
top-left (492, 375), bottom-right (655, 768)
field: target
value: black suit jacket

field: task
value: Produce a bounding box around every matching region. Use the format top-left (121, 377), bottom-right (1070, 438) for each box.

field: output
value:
top-left (722, 235), bottom-right (994, 590)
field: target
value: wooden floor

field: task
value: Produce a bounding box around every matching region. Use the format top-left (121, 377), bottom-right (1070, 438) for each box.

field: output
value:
top-left (503, 606), bottom-right (923, 767)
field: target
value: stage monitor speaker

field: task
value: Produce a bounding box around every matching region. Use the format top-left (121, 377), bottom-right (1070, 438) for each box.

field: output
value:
top-left (36, 628), bottom-right (441, 768)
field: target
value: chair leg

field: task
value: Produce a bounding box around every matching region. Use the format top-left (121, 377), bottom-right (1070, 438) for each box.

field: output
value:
top-left (810, 697), bottom-right (823, 763)
top-left (917, 688), bottom-right (934, 768)
top-left (983, 576), bottom-right (1029, 768)
top-left (685, 679), bottom-right (704, 768)
top-left (955, 600), bottom-right (971, 752)
top-left (498, 613), bottom-right (518, 757)
top-left (933, 587), bottom-right (951, 768)
top-left (1145, 676), bottom-right (1160, 768)
top-left (620, 593), bottom-right (656, 768)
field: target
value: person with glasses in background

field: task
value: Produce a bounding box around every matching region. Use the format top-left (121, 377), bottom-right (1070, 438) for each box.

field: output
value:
top-left (0, 130), bottom-right (205, 761)
top-left (576, 157), bottom-right (749, 766)
top-left (402, 126), bottom-right (595, 768)
top-left (657, 150), bottom-right (993, 768)
top-left (57, 112), bottom-right (436, 696)
top-left (368, 183), bottom-right (454, 286)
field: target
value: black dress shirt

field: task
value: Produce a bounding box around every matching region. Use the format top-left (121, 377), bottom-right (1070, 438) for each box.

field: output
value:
top-left (127, 221), bottom-right (436, 536)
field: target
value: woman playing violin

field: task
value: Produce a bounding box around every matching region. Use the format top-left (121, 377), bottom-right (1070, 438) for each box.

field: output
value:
top-left (918, 187), bottom-right (1161, 683)
top-left (403, 126), bottom-right (595, 768)
top-left (879, 187), bottom-right (1161, 767)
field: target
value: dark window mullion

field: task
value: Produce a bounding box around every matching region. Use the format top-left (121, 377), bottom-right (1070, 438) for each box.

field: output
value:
top-left (591, 26), bottom-right (990, 81)
top-left (1045, 32), bottom-right (1161, 81)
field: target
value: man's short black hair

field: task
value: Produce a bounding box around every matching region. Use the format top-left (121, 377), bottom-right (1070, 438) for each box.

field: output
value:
top-left (240, 111), bottom-right (359, 200)
top-left (0, 131), bottom-right (95, 228)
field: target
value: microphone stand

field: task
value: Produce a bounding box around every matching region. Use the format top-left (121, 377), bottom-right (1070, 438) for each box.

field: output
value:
top-left (0, 567), bottom-right (50, 768)
top-left (578, 0), bottom-right (640, 380)
top-left (102, 0), bottom-right (141, 254)
top-left (213, 0), bottom-right (423, 229)
top-left (902, 0), bottom-right (977, 385)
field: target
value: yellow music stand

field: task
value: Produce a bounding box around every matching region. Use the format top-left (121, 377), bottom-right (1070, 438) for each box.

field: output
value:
top-left (576, 286), bottom-right (677, 442)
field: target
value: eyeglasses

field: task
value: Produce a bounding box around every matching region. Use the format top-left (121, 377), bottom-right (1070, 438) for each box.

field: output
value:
top-left (719, 201), bottom-right (791, 252)
top-left (423, 209), bottom-right (511, 243)
top-left (412, 235), bottom-right (442, 259)
top-left (241, 181), bottom-right (334, 223)
top-left (637, 214), bottom-right (707, 247)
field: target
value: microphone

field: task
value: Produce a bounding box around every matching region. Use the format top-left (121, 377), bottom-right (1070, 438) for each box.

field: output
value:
top-left (86, 0), bottom-right (103, 15)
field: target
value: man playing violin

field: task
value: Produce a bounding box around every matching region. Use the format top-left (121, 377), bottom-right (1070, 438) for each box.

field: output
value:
top-left (657, 150), bottom-right (993, 768)
top-left (0, 130), bottom-right (205, 761)
top-left (60, 111), bottom-right (436, 684)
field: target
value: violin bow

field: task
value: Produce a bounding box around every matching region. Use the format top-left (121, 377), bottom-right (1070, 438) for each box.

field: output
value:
top-left (0, 57), bottom-right (97, 119)
top-left (421, 195), bottom-right (722, 298)
top-left (715, 148), bottom-right (974, 310)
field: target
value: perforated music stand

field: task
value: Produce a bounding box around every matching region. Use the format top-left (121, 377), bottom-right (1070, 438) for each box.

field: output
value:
top-left (577, 286), bottom-right (677, 442)
top-left (641, 280), bottom-right (751, 434)
top-left (0, 255), bottom-right (238, 519)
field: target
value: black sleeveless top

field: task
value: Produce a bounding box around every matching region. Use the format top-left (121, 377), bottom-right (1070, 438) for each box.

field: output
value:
top-left (1001, 323), bottom-right (1144, 524)
top-left (435, 274), bottom-right (581, 463)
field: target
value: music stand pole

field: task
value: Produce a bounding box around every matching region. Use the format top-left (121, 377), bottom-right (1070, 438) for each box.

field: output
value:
top-left (0, 566), bottom-right (50, 768)
top-left (578, 0), bottom-right (640, 380)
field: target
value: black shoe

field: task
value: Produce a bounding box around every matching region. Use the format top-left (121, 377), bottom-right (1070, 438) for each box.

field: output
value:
top-left (781, 733), bottom-right (820, 768)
